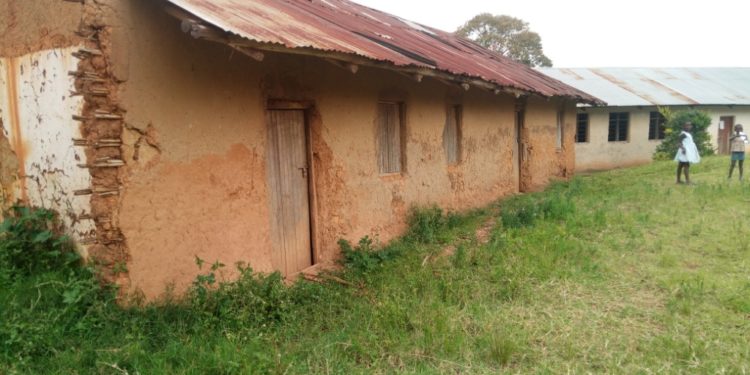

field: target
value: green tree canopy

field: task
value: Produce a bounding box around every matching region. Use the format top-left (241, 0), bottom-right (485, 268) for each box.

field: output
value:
top-left (455, 13), bottom-right (552, 67)
top-left (654, 109), bottom-right (715, 160)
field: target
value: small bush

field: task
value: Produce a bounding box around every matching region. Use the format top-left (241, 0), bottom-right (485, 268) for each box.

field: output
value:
top-left (0, 206), bottom-right (110, 363)
top-left (501, 193), bottom-right (575, 229)
top-left (654, 109), bottom-right (714, 160)
top-left (339, 236), bottom-right (402, 273)
top-left (0, 206), bottom-right (81, 278)
top-left (188, 261), bottom-right (305, 328)
top-left (406, 205), bottom-right (448, 243)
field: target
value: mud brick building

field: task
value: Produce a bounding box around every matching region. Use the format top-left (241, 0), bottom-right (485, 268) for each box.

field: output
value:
top-left (0, 0), bottom-right (599, 299)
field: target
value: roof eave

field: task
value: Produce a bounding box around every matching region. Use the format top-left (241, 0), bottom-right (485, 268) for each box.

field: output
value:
top-left (164, 1), bottom-right (599, 103)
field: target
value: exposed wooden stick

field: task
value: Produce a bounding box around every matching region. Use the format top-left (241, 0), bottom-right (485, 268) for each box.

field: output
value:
top-left (69, 88), bottom-right (109, 97)
top-left (78, 47), bottom-right (103, 55)
top-left (180, 19), bottom-right (199, 33)
top-left (396, 71), bottom-right (423, 82)
top-left (74, 187), bottom-right (121, 196)
top-left (231, 45), bottom-right (265, 62)
top-left (325, 58), bottom-right (358, 74)
top-left (421, 254), bottom-right (431, 267)
top-left (72, 138), bottom-right (122, 148)
top-left (94, 113), bottom-right (123, 120)
top-left (74, 189), bottom-right (93, 196)
top-left (77, 159), bottom-right (126, 168)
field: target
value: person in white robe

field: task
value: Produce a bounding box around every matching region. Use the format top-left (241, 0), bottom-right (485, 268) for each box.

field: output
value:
top-left (675, 122), bottom-right (700, 184)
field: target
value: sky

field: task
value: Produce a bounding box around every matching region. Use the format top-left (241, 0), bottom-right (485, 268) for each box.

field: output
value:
top-left (351, 0), bottom-right (750, 68)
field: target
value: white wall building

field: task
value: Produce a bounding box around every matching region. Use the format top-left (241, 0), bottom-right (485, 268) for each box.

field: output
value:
top-left (540, 68), bottom-right (750, 171)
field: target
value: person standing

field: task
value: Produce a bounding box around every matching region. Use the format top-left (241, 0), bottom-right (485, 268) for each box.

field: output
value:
top-left (675, 122), bottom-right (701, 184)
top-left (728, 123), bottom-right (747, 181)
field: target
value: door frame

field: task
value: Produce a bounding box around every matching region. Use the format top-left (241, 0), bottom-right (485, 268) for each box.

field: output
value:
top-left (266, 99), bottom-right (319, 272)
top-left (515, 98), bottom-right (528, 192)
top-left (718, 116), bottom-right (735, 155)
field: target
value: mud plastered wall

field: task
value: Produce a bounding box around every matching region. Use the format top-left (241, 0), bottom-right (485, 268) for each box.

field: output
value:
top-left (0, 0), bottom-right (82, 58)
top-left (2, 0), bottom-right (133, 286)
top-left (109, 0), bottom-right (572, 299)
top-left (0, 0), bottom-right (84, 217)
top-left (524, 97), bottom-right (577, 190)
top-left (0, 48), bottom-right (95, 244)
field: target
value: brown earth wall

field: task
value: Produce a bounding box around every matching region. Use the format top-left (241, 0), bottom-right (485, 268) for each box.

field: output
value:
top-left (0, 121), bottom-right (18, 212)
top-left (524, 97), bottom-right (577, 190)
top-left (5, 0), bottom-right (575, 300)
top-left (0, 0), bottom-right (82, 57)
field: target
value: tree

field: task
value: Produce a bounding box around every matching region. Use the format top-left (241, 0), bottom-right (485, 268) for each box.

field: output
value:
top-left (455, 13), bottom-right (552, 67)
top-left (654, 108), bottom-right (715, 160)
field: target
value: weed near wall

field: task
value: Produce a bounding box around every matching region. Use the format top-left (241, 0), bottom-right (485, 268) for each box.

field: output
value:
top-left (500, 191), bottom-right (576, 229)
top-left (0, 207), bottom-right (113, 364)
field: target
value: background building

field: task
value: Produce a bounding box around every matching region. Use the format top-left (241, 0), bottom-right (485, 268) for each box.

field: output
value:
top-left (540, 68), bottom-right (750, 171)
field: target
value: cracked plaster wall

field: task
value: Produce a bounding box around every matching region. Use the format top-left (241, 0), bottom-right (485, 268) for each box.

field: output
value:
top-left (0, 48), bottom-right (95, 245)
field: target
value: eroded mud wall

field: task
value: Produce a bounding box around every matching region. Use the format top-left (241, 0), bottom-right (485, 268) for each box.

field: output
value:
top-left (0, 0), bottom-right (134, 287)
top-left (0, 49), bottom-right (94, 241)
top-left (0, 1), bottom-right (100, 236)
top-left (105, 0), bottom-right (574, 299)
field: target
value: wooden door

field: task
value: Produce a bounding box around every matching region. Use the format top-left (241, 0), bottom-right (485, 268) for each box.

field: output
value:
top-left (516, 104), bottom-right (531, 192)
top-left (267, 110), bottom-right (312, 276)
top-left (718, 116), bottom-right (734, 155)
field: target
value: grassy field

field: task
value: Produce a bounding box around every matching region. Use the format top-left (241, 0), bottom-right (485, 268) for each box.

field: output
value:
top-left (2, 156), bottom-right (749, 374)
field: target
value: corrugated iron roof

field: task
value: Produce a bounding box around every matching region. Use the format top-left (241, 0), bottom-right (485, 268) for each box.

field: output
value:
top-left (539, 67), bottom-right (750, 106)
top-left (164, 0), bottom-right (601, 104)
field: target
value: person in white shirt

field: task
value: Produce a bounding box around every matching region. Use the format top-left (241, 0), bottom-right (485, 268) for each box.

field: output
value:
top-left (728, 124), bottom-right (747, 181)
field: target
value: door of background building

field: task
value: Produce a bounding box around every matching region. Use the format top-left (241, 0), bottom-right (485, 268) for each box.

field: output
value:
top-left (718, 116), bottom-right (734, 155)
top-left (266, 109), bottom-right (312, 276)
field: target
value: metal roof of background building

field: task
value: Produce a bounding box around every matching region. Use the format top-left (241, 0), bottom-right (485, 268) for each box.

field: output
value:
top-left (539, 67), bottom-right (750, 107)
top-left (165, 0), bottom-right (601, 104)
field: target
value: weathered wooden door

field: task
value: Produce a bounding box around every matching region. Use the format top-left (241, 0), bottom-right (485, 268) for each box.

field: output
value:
top-left (267, 110), bottom-right (312, 276)
top-left (718, 116), bottom-right (734, 155)
top-left (516, 103), bottom-right (531, 192)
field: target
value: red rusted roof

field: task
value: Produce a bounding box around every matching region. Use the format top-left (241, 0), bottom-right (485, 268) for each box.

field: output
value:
top-left (166, 0), bottom-right (602, 104)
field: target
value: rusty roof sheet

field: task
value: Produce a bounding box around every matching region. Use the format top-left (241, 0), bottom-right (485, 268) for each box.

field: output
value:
top-left (165, 0), bottom-right (601, 104)
top-left (539, 67), bottom-right (750, 106)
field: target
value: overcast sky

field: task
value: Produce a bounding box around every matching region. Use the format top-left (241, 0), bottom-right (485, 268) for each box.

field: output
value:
top-left (351, 0), bottom-right (750, 68)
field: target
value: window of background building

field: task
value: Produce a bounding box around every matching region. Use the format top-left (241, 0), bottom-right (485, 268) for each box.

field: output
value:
top-left (648, 111), bottom-right (666, 140)
top-left (608, 112), bottom-right (629, 142)
top-left (576, 113), bottom-right (589, 143)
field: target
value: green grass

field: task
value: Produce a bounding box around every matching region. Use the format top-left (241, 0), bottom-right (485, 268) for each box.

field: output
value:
top-left (2, 156), bottom-right (749, 374)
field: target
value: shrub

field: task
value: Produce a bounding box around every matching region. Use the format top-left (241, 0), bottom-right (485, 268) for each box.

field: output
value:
top-left (654, 108), bottom-right (714, 160)
top-left (406, 205), bottom-right (446, 243)
top-left (338, 236), bottom-right (403, 273)
top-left (500, 193), bottom-right (575, 229)
top-left (188, 261), bottom-right (303, 328)
top-left (0, 206), bottom-right (110, 363)
top-left (0, 206), bottom-right (81, 278)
